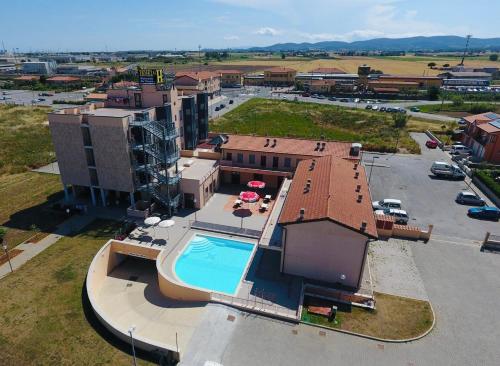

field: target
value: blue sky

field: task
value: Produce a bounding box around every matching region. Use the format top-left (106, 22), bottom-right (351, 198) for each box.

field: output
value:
top-left (1, 0), bottom-right (498, 52)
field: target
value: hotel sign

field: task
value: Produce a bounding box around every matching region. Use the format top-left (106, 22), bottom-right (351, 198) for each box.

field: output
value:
top-left (137, 67), bottom-right (164, 85)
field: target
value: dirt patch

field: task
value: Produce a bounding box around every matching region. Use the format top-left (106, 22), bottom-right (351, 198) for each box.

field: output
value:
top-left (0, 248), bottom-right (23, 266)
top-left (26, 231), bottom-right (52, 244)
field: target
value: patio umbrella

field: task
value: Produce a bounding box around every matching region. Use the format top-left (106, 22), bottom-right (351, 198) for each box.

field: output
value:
top-left (247, 180), bottom-right (266, 189)
top-left (240, 191), bottom-right (260, 203)
top-left (158, 219), bottom-right (175, 240)
top-left (144, 216), bottom-right (161, 238)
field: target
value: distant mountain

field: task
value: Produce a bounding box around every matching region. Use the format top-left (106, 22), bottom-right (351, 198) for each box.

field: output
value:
top-left (246, 36), bottom-right (500, 52)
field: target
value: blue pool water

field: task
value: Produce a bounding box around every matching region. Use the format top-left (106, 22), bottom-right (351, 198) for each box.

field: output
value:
top-left (174, 234), bottom-right (254, 295)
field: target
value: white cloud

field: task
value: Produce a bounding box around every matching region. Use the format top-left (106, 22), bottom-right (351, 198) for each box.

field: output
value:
top-left (224, 35), bottom-right (240, 40)
top-left (255, 27), bottom-right (280, 36)
top-left (211, 0), bottom-right (288, 9)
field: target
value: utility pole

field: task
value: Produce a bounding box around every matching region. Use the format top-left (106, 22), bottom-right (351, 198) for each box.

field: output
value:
top-left (459, 35), bottom-right (472, 66)
top-left (198, 44), bottom-right (202, 72)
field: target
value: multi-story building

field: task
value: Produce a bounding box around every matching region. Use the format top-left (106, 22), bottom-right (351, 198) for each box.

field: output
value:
top-left (461, 112), bottom-right (500, 163)
top-left (218, 134), bottom-right (361, 188)
top-left (48, 74), bottom-right (209, 214)
top-left (243, 73), bottom-right (265, 86)
top-left (21, 61), bottom-right (57, 75)
top-left (438, 71), bottom-right (492, 87)
top-left (263, 67), bottom-right (297, 86)
top-left (216, 70), bottom-right (243, 87)
top-left (174, 71), bottom-right (221, 99)
top-left (296, 73), bottom-right (359, 93)
top-left (376, 75), bottom-right (443, 89)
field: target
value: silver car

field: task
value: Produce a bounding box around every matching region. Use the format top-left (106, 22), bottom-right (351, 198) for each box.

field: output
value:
top-left (456, 191), bottom-right (485, 206)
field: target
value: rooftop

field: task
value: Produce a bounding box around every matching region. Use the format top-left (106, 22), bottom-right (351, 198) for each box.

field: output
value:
top-left (216, 69), bottom-right (243, 75)
top-left (175, 71), bottom-right (220, 81)
top-left (278, 155), bottom-right (377, 238)
top-left (462, 112), bottom-right (500, 125)
top-left (47, 76), bottom-right (81, 82)
top-left (379, 75), bottom-right (442, 80)
top-left (222, 134), bottom-right (356, 159)
top-left (264, 67), bottom-right (297, 73)
top-left (310, 67), bottom-right (346, 74)
top-left (177, 157), bottom-right (218, 180)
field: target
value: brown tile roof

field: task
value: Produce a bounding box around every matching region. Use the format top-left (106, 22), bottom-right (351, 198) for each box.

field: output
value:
top-left (222, 134), bottom-right (355, 159)
top-left (85, 93), bottom-right (108, 101)
top-left (369, 81), bottom-right (419, 86)
top-left (379, 75), bottom-right (442, 80)
top-left (14, 75), bottom-right (40, 81)
top-left (112, 81), bottom-right (139, 89)
top-left (372, 87), bottom-right (400, 93)
top-left (47, 76), bottom-right (81, 82)
top-left (175, 71), bottom-right (219, 81)
top-left (477, 122), bottom-right (500, 134)
top-left (311, 67), bottom-right (346, 74)
top-left (279, 155), bottom-right (377, 238)
top-left (264, 67), bottom-right (296, 73)
top-left (462, 112), bottom-right (499, 125)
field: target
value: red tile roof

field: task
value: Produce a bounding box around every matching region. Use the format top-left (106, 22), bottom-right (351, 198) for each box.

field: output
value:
top-left (112, 81), bottom-right (139, 88)
top-left (379, 75), bottom-right (442, 80)
top-left (85, 93), bottom-right (108, 101)
top-left (372, 87), bottom-right (400, 93)
top-left (477, 123), bottom-right (500, 134)
top-left (369, 81), bottom-right (419, 86)
top-left (14, 75), bottom-right (40, 81)
top-left (279, 155), bottom-right (377, 238)
top-left (222, 135), bottom-right (355, 159)
top-left (462, 112), bottom-right (499, 125)
top-left (175, 71), bottom-right (220, 81)
top-left (216, 69), bottom-right (243, 75)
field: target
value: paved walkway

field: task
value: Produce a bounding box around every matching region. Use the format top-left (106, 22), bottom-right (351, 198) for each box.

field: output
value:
top-left (32, 161), bottom-right (60, 175)
top-left (0, 209), bottom-right (115, 279)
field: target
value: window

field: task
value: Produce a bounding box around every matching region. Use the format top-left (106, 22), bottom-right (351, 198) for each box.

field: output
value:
top-left (249, 154), bottom-right (256, 164)
top-left (89, 168), bottom-right (99, 186)
top-left (237, 153), bottom-right (243, 163)
top-left (284, 157), bottom-right (291, 168)
top-left (272, 156), bottom-right (279, 168)
top-left (81, 126), bottom-right (92, 146)
top-left (260, 155), bottom-right (267, 167)
top-left (134, 93), bottom-right (142, 108)
top-left (85, 148), bottom-right (96, 167)
top-left (162, 94), bottom-right (169, 104)
top-left (226, 152), bottom-right (232, 161)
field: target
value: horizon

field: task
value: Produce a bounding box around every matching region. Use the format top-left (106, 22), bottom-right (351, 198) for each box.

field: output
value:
top-left (1, 0), bottom-right (499, 52)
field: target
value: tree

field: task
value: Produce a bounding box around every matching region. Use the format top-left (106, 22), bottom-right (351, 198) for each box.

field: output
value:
top-left (392, 113), bottom-right (409, 128)
top-left (443, 63), bottom-right (450, 68)
top-left (39, 75), bottom-right (47, 84)
top-left (0, 227), bottom-right (6, 244)
top-left (427, 62), bottom-right (437, 68)
top-left (427, 86), bottom-right (440, 101)
top-left (490, 54), bottom-right (499, 61)
top-left (281, 53), bottom-right (286, 60)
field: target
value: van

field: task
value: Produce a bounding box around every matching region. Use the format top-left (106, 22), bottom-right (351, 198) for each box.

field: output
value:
top-left (430, 161), bottom-right (466, 179)
top-left (450, 144), bottom-right (472, 155)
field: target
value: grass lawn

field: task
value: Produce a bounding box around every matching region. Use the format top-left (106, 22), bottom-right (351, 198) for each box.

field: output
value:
top-left (0, 219), bottom-right (155, 366)
top-left (0, 104), bottom-right (55, 175)
top-left (211, 98), bottom-right (452, 153)
top-left (301, 292), bottom-right (434, 340)
top-left (0, 172), bottom-right (64, 250)
top-left (414, 103), bottom-right (500, 117)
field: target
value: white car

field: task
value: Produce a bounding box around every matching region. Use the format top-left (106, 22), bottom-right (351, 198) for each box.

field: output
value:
top-left (372, 105), bottom-right (379, 111)
top-left (372, 198), bottom-right (402, 210)
top-left (374, 208), bottom-right (409, 224)
top-left (450, 144), bottom-right (472, 155)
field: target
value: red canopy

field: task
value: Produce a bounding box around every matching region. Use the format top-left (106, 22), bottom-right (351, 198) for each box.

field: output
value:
top-left (239, 191), bottom-right (260, 203)
top-left (247, 180), bottom-right (266, 189)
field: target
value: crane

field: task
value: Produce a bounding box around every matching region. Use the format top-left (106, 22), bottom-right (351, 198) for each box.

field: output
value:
top-left (458, 35), bottom-right (472, 66)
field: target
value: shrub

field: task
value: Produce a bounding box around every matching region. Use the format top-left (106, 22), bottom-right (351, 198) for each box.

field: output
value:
top-left (392, 113), bottom-right (408, 128)
top-left (469, 103), bottom-right (494, 114)
top-left (452, 95), bottom-right (464, 107)
top-left (427, 86), bottom-right (440, 101)
top-left (475, 170), bottom-right (500, 197)
top-left (489, 54), bottom-right (499, 62)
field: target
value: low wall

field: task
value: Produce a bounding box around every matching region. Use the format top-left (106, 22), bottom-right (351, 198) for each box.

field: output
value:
top-left (197, 150), bottom-right (222, 160)
top-left (375, 215), bottom-right (433, 241)
top-left (180, 149), bottom-right (195, 158)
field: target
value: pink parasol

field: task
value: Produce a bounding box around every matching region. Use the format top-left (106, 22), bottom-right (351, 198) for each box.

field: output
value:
top-left (239, 191), bottom-right (260, 203)
top-left (247, 180), bottom-right (266, 189)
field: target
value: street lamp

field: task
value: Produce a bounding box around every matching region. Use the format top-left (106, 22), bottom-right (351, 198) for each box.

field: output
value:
top-left (368, 156), bottom-right (379, 186)
top-left (193, 199), bottom-right (197, 222)
top-left (2, 242), bottom-right (13, 273)
top-left (128, 325), bottom-right (137, 366)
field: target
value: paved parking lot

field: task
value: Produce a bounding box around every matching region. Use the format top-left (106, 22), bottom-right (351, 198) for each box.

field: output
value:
top-left (365, 133), bottom-right (498, 242)
top-left (0, 89), bottom-right (86, 107)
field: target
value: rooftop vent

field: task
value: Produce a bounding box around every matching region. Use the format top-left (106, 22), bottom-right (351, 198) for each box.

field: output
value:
top-left (320, 142), bottom-right (326, 151)
top-left (357, 194), bottom-right (363, 203)
top-left (353, 163), bottom-right (358, 170)
top-left (304, 179), bottom-right (312, 193)
top-left (272, 138), bottom-right (277, 148)
top-left (309, 160), bottom-right (316, 171)
top-left (356, 184), bottom-right (361, 192)
top-left (265, 138), bottom-right (270, 147)
top-left (315, 142), bottom-right (321, 151)
top-left (354, 172), bottom-right (359, 179)
top-left (361, 221), bottom-right (367, 231)
top-left (299, 208), bottom-right (305, 220)
top-left (350, 142), bottom-right (362, 157)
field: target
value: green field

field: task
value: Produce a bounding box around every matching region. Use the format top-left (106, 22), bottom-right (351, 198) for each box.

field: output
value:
top-left (0, 105), bottom-right (55, 175)
top-left (0, 219), bottom-right (154, 366)
top-left (414, 102), bottom-right (500, 116)
top-left (210, 98), bottom-right (452, 154)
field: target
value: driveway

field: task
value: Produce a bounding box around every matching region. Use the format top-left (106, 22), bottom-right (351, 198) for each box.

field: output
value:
top-left (364, 133), bottom-right (498, 241)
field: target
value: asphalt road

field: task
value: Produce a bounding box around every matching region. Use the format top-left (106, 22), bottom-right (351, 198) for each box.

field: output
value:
top-left (0, 88), bottom-right (86, 107)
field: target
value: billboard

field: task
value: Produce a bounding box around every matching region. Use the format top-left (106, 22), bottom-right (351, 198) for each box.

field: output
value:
top-left (137, 67), bottom-right (163, 85)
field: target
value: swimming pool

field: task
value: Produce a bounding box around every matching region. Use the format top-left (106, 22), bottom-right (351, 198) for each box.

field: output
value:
top-left (174, 234), bottom-right (255, 295)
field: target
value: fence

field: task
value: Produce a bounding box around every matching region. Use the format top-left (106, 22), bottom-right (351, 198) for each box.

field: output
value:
top-left (190, 220), bottom-right (262, 239)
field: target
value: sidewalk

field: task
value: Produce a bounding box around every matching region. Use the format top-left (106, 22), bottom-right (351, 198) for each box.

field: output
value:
top-left (0, 214), bottom-right (96, 279)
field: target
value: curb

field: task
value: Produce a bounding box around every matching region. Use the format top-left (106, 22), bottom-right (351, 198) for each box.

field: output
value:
top-left (300, 297), bottom-right (436, 344)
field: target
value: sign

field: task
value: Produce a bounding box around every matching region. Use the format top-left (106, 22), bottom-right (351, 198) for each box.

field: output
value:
top-left (137, 67), bottom-right (163, 85)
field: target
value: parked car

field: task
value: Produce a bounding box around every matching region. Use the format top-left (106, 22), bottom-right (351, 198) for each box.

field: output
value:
top-left (426, 140), bottom-right (438, 149)
top-left (302, 93), bottom-right (311, 97)
top-left (317, 95), bottom-right (326, 100)
top-left (372, 198), bottom-right (402, 210)
top-left (214, 106), bottom-right (220, 111)
top-left (379, 106), bottom-right (387, 112)
top-left (229, 99), bottom-right (234, 104)
top-left (372, 105), bottom-right (379, 111)
top-left (328, 97), bottom-right (337, 101)
top-left (365, 104), bottom-right (373, 110)
top-left (220, 104), bottom-right (225, 109)
top-left (450, 144), bottom-right (472, 155)
top-left (456, 191), bottom-right (486, 206)
top-left (375, 208), bottom-right (409, 224)
top-left (467, 206), bottom-right (500, 221)
top-left (430, 161), bottom-right (466, 179)
top-left (353, 98), bottom-right (360, 103)
top-left (339, 98), bottom-right (349, 102)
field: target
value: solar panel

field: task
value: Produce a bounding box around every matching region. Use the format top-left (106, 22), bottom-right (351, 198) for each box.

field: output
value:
top-left (485, 113), bottom-right (500, 120)
top-left (489, 120), bottom-right (500, 129)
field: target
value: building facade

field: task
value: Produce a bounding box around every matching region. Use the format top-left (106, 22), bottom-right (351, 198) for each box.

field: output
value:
top-left (263, 67), bottom-right (297, 86)
top-left (461, 112), bottom-right (500, 163)
top-left (174, 71), bottom-right (221, 99)
top-left (216, 70), bottom-right (243, 87)
top-left (21, 61), bottom-right (57, 75)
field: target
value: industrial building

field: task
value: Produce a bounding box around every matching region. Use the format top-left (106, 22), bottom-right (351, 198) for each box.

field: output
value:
top-left (21, 61), bottom-right (57, 75)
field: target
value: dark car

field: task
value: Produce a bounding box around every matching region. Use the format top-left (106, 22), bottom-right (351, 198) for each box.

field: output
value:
top-left (328, 97), bottom-right (337, 101)
top-left (229, 99), bottom-right (234, 104)
top-left (339, 98), bottom-right (349, 102)
top-left (467, 206), bottom-right (500, 220)
top-left (302, 92), bottom-right (311, 97)
top-left (365, 104), bottom-right (373, 110)
top-left (456, 191), bottom-right (486, 206)
top-left (215, 106), bottom-right (220, 111)
top-left (220, 104), bottom-right (225, 109)
top-left (380, 106), bottom-right (387, 112)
